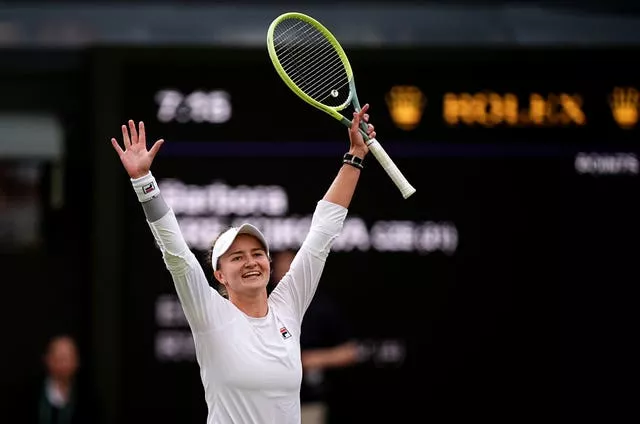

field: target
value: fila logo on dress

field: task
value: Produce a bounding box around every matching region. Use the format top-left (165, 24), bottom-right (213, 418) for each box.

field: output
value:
top-left (280, 327), bottom-right (291, 339)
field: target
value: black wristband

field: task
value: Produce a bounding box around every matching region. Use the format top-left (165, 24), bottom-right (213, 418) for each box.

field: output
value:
top-left (343, 153), bottom-right (364, 170)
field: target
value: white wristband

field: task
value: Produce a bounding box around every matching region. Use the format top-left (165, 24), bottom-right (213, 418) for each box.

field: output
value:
top-left (131, 171), bottom-right (160, 203)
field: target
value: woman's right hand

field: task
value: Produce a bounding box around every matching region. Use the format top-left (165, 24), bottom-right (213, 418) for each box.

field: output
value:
top-left (111, 120), bottom-right (164, 179)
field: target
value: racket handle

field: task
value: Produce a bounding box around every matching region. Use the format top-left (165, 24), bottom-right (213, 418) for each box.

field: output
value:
top-left (367, 139), bottom-right (416, 199)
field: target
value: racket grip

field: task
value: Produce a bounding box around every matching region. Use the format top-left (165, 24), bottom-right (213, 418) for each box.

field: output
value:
top-left (367, 139), bottom-right (416, 199)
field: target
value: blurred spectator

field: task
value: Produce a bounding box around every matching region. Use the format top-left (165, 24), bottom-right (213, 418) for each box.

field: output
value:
top-left (271, 250), bottom-right (360, 424)
top-left (19, 334), bottom-right (100, 424)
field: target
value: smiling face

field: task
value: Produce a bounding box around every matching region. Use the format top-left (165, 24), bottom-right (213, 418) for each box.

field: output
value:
top-left (214, 234), bottom-right (271, 298)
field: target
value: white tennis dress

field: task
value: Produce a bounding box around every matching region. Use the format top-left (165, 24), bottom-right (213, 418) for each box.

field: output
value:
top-left (146, 199), bottom-right (347, 424)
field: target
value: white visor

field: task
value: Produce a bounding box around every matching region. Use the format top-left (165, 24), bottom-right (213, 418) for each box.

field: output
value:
top-left (210, 224), bottom-right (270, 271)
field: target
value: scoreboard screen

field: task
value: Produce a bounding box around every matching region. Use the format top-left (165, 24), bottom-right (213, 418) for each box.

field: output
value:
top-left (94, 46), bottom-right (639, 423)
top-left (116, 47), bottom-right (639, 149)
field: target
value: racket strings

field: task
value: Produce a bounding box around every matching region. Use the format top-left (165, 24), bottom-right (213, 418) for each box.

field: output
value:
top-left (272, 19), bottom-right (350, 107)
top-left (274, 24), bottom-right (335, 76)
top-left (276, 28), bottom-right (339, 91)
top-left (274, 22), bottom-right (347, 102)
top-left (273, 22), bottom-right (343, 86)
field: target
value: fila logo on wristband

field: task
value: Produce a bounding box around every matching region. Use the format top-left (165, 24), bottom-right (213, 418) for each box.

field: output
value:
top-left (143, 182), bottom-right (156, 194)
top-left (132, 172), bottom-right (160, 203)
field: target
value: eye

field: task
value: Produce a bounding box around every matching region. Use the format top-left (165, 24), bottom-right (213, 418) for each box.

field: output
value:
top-left (254, 252), bottom-right (264, 257)
top-left (231, 256), bottom-right (241, 262)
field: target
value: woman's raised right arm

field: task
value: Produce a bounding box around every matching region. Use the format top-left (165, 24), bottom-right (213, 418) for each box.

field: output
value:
top-left (111, 120), bottom-right (227, 332)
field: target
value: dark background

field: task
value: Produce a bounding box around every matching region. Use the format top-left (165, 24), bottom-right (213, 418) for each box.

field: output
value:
top-left (0, 10), bottom-right (638, 419)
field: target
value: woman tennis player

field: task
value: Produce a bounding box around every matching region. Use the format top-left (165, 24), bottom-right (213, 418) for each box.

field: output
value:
top-left (110, 105), bottom-right (374, 424)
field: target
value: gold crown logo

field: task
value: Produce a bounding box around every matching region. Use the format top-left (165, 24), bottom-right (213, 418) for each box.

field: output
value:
top-left (385, 85), bottom-right (426, 131)
top-left (609, 87), bottom-right (638, 129)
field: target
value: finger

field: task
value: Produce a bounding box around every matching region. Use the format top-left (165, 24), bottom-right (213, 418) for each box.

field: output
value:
top-left (121, 125), bottom-right (131, 148)
top-left (148, 139), bottom-right (165, 159)
top-left (128, 120), bottom-right (138, 144)
top-left (138, 121), bottom-right (146, 147)
top-left (367, 124), bottom-right (375, 134)
top-left (360, 103), bottom-right (370, 115)
top-left (111, 138), bottom-right (124, 156)
top-left (369, 130), bottom-right (376, 139)
top-left (351, 112), bottom-right (361, 131)
top-left (363, 113), bottom-right (369, 123)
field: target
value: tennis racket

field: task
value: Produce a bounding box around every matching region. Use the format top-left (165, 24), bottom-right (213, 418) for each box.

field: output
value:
top-left (266, 12), bottom-right (416, 199)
